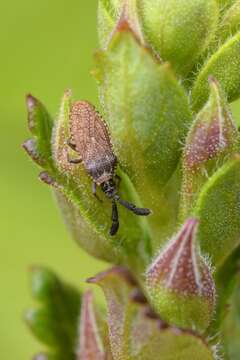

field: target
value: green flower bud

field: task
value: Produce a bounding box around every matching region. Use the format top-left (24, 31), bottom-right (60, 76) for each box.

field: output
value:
top-left (181, 77), bottom-right (238, 219)
top-left (146, 218), bottom-right (216, 332)
top-left (219, 1), bottom-right (240, 43)
top-left (137, 0), bottom-right (219, 75)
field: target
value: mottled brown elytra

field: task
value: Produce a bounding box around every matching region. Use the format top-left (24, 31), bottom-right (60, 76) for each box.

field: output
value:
top-left (68, 100), bottom-right (151, 236)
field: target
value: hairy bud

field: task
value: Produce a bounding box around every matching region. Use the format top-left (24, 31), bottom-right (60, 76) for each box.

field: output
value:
top-left (146, 218), bottom-right (215, 332)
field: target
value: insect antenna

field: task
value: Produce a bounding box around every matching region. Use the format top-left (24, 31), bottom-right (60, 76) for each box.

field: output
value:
top-left (109, 199), bottom-right (119, 236)
top-left (114, 195), bottom-right (151, 216)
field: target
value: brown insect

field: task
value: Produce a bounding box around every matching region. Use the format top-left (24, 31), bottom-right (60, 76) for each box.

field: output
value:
top-left (68, 100), bottom-right (151, 236)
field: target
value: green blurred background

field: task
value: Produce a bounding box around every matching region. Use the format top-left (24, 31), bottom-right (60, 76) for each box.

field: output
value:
top-left (2, 1), bottom-right (240, 359)
top-left (0, 1), bottom-right (108, 359)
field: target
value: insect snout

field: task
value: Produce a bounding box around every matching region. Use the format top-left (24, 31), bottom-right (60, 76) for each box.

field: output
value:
top-left (101, 179), bottom-right (116, 198)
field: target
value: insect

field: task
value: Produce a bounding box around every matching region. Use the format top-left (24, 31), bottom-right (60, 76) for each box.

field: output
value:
top-left (67, 100), bottom-right (151, 236)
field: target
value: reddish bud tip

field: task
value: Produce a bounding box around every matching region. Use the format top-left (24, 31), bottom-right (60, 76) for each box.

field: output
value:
top-left (33, 354), bottom-right (48, 360)
top-left (22, 138), bottom-right (43, 165)
top-left (146, 218), bottom-right (216, 331)
top-left (77, 290), bottom-right (105, 360)
top-left (111, 1), bottom-right (145, 45)
top-left (26, 94), bottom-right (38, 132)
top-left (39, 171), bottom-right (56, 187)
top-left (185, 78), bottom-right (237, 170)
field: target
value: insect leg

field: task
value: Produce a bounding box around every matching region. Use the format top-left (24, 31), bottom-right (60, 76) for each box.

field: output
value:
top-left (92, 182), bottom-right (102, 202)
top-left (67, 153), bottom-right (82, 164)
top-left (109, 199), bottom-right (119, 236)
top-left (114, 195), bottom-right (151, 216)
top-left (67, 138), bottom-right (77, 151)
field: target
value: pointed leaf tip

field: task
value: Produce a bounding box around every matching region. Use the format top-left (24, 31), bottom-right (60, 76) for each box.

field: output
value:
top-left (39, 171), bottom-right (57, 187)
top-left (112, 2), bottom-right (144, 45)
top-left (24, 94), bottom-right (54, 169)
top-left (87, 266), bottom-right (137, 287)
top-left (22, 138), bottom-right (43, 166)
top-left (98, 0), bottom-right (145, 48)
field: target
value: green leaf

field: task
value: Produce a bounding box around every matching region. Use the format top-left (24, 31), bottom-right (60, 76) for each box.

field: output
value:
top-left (219, 1), bottom-right (240, 43)
top-left (135, 328), bottom-right (214, 360)
top-left (54, 190), bottom-right (120, 264)
top-left (195, 157), bottom-right (240, 267)
top-left (137, 0), bottom-right (219, 76)
top-left (209, 246), bottom-right (240, 336)
top-left (192, 32), bottom-right (240, 112)
top-left (24, 94), bottom-right (54, 170)
top-left (216, 0), bottom-right (235, 12)
top-left (96, 27), bottom-right (192, 247)
top-left (89, 266), bottom-right (215, 360)
top-left (25, 267), bottom-right (81, 360)
top-left (222, 276), bottom-right (240, 360)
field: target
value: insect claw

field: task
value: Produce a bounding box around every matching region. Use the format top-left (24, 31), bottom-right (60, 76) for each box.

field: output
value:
top-left (67, 152), bottom-right (82, 164)
top-left (109, 200), bottom-right (119, 236)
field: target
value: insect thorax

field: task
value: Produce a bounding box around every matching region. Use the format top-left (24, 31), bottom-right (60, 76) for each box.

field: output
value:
top-left (85, 155), bottom-right (116, 185)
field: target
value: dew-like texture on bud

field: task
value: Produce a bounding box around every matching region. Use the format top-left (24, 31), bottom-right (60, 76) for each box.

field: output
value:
top-left (192, 32), bottom-right (240, 111)
top-left (137, 0), bottom-right (219, 75)
top-left (97, 25), bottom-right (192, 246)
top-left (180, 78), bottom-right (238, 219)
top-left (78, 291), bottom-right (105, 360)
top-left (146, 218), bottom-right (215, 332)
top-left (98, 0), bottom-right (144, 48)
top-left (195, 157), bottom-right (240, 267)
top-left (219, 1), bottom-right (240, 43)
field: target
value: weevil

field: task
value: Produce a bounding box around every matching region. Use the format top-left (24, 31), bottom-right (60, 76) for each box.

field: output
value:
top-left (67, 100), bottom-right (151, 236)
